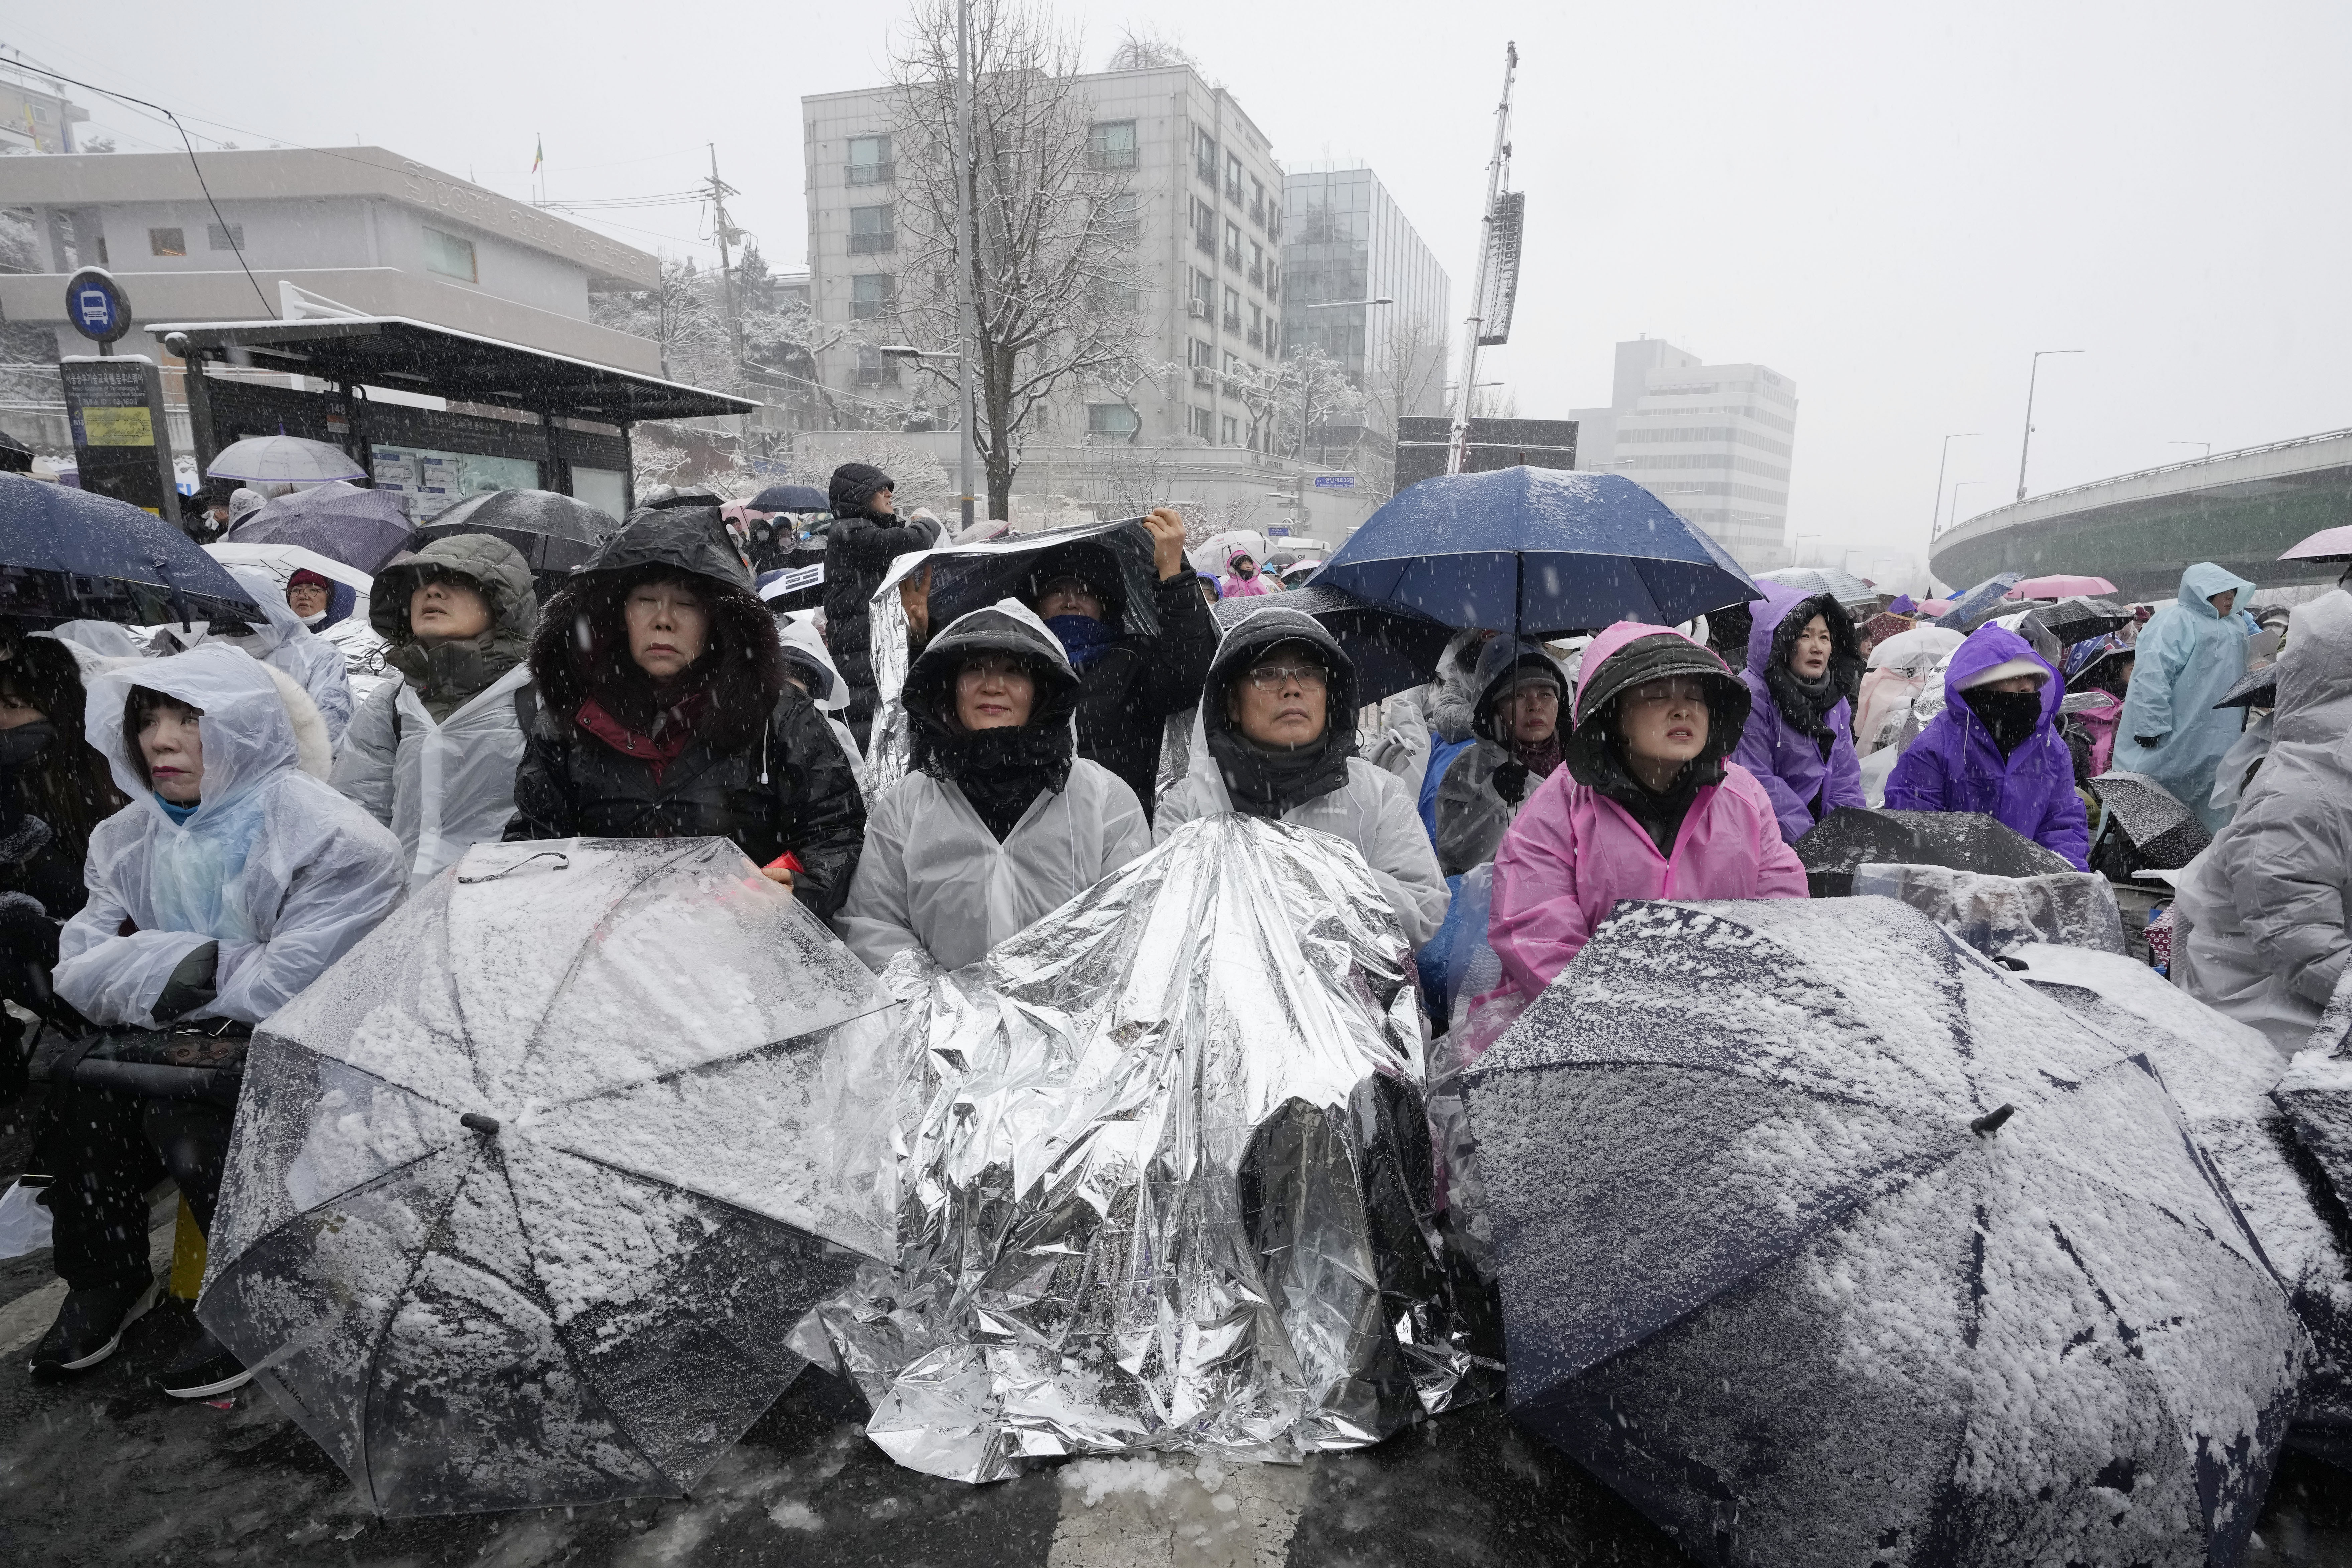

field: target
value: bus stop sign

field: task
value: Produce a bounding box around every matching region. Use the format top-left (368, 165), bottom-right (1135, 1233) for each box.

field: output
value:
top-left (65, 267), bottom-right (131, 347)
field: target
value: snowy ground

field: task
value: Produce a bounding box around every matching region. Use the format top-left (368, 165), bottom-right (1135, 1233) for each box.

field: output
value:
top-left (1, 1100), bottom-right (2350, 1565)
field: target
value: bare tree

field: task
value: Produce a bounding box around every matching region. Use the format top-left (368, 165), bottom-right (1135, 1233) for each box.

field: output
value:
top-left (1217, 346), bottom-right (1362, 458)
top-left (890, 0), bottom-right (1147, 519)
top-left (1359, 316), bottom-right (1449, 498)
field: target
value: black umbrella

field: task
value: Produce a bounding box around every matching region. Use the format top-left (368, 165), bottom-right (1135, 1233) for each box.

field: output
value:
top-left (749, 483), bottom-right (829, 514)
top-left (1212, 582), bottom-right (1455, 705)
top-left (198, 837), bottom-right (898, 1517)
top-left (2216, 664), bottom-right (2278, 710)
top-left (2088, 770), bottom-right (2212, 870)
top-left (2026, 595), bottom-right (2135, 647)
top-left (1793, 806), bottom-right (2073, 896)
top-left (896, 518), bottom-right (1162, 639)
top-left (0, 428), bottom-right (33, 474)
top-left (1464, 896), bottom-right (2305, 1568)
top-left (0, 473), bottom-right (258, 627)
top-left (412, 489), bottom-right (621, 582)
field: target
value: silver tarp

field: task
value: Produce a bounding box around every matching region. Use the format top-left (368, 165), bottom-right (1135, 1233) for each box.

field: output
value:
top-left (811, 814), bottom-right (1496, 1483)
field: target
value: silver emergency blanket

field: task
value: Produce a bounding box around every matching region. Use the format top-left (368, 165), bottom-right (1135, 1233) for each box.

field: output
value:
top-left (813, 814), bottom-right (1494, 1483)
top-left (1852, 862), bottom-right (2127, 956)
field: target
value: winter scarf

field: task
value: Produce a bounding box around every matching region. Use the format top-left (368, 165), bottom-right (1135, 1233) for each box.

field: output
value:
top-left (915, 721), bottom-right (1074, 842)
top-left (574, 686), bottom-right (711, 787)
top-left (1046, 613), bottom-right (1118, 673)
top-left (385, 633), bottom-right (526, 722)
top-left (1213, 730), bottom-right (1352, 821)
top-left (1963, 687), bottom-right (2044, 758)
top-left (1494, 734), bottom-right (1564, 806)
top-left (1767, 664), bottom-right (1843, 743)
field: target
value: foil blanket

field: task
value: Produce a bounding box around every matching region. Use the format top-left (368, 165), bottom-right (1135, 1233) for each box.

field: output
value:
top-left (810, 814), bottom-right (1500, 1482)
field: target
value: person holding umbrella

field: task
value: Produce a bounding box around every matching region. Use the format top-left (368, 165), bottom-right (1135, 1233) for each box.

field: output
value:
top-left (821, 463), bottom-right (941, 748)
top-left (1433, 636), bottom-right (1569, 876)
top-left (333, 535), bottom-right (542, 888)
top-left (839, 601), bottom-right (1150, 972)
top-left (34, 644), bottom-right (403, 1393)
top-left (504, 506), bottom-right (866, 919)
top-left (1883, 622), bottom-right (2091, 870)
top-left (1731, 587), bottom-right (1867, 844)
top-left (1484, 623), bottom-right (1807, 1001)
top-left (1156, 606), bottom-right (1448, 947)
top-left (2059, 634), bottom-right (2134, 788)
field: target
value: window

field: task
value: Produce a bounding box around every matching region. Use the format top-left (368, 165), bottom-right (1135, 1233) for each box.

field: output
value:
top-left (1190, 405), bottom-right (1216, 440)
top-left (1193, 127), bottom-right (1218, 184)
top-left (849, 205), bottom-right (894, 254)
top-left (1250, 178), bottom-right (1266, 229)
top-left (1088, 276), bottom-right (1140, 313)
top-left (1225, 152), bottom-right (1243, 203)
top-left (1248, 242), bottom-right (1264, 289)
top-left (847, 134), bottom-right (893, 185)
top-left (1223, 350), bottom-right (1242, 375)
top-left (1248, 304), bottom-right (1264, 350)
top-left (1103, 191), bottom-right (1139, 242)
top-left (148, 227), bottom-right (186, 257)
top-left (206, 222), bottom-right (244, 252)
top-left (1268, 199), bottom-right (1280, 238)
top-left (423, 226), bottom-right (476, 281)
top-left (1086, 120), bottom-right (1138, 171)
top-left (1223, 286), bottom-right (1242, 334)
top-left (1191, 268), bottom-right (1215, 310)
top-left (1188, 338), bottom-right (1216, 368)
top-left (1221, 414), bottom-right (1240, 446)
top-left (1224, 220), bottom-right (1242, 269)
top-left (1266, 260), bottom-right (1279, 301)
top-left (1191, 198), bottom-right (1216, 255)
top-left (1087, 403), bottom-right (1141, 440)
top-left (854, 343), bottom-right (898, 386)
top-left (850, 273), bottom-right (895, 320)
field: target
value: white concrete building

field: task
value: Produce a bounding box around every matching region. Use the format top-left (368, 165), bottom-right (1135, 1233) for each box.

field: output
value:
top-left (0, 74), bottom-right (88, 155)
top-left (1569, 338), bottom-right (1800, 573)
top-left (0, 147), bottom-right (661, 372)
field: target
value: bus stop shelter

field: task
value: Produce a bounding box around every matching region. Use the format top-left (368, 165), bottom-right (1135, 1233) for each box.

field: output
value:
top-left (150, 314), bottom-right (756, 519)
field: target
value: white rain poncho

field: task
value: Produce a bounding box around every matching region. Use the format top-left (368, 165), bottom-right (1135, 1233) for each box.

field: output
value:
top-left (775, 610), bottom-right (867, 783)
top-left (331, 663), bottom-right (535, 889)
top-left (54, 643), bottom-right (403, 1029)
top-left (2175, 588), bottom-right (2352, 1052)
top-left (156, 564), bottom-right (357, 747)
top-left (1157, 715), bottom-right (1450, 949)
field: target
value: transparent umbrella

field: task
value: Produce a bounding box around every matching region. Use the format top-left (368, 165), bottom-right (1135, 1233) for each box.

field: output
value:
top-left (206, 434), bottom-right (367, 485)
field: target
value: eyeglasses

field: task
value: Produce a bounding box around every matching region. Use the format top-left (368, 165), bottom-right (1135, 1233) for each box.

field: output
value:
top-left (1621, 677), bottom-right (1712, 708)
top-left (957, 654), bottom-right (1032, 685)
top-left (1243, 663), bottom-right (1328, 692)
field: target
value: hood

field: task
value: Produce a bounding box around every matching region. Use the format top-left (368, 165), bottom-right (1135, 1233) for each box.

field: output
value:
top-left (584, 505), bottom-right (756, 592)
top-left (1745, 584), bottom-right (1862, 676)
top-left (774, 613), bottom-right (850, 711)
top-left (1470, 634), bottom-right (1567, 740)
top-left (1225, 546), bottom-right (1258, 572)
top-left (369, 532), bottom-right (541, 645)
top-left (903, 599), bottom-right (1081, 728)
top-left (828, 462), bottom-right (893, 519)
top-left (1943, 623), bottom-right (2061, 729)
top-left (222, 564), bottom-right (322, 654)
top-left (1206, 606), bottom-right (1358, 720)
top-left (2177, 561), bottom-right (2256, 619)
top-left (84, 642), bottom-right (301, 823)
top-left (2270, 589), bottom-right (2352, 746)
top-left (1565, 622), bottom-right (1747, 785)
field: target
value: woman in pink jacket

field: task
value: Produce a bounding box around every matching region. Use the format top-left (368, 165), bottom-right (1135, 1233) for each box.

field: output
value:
top-left (1487, 621), bottom-right (1809, 1000)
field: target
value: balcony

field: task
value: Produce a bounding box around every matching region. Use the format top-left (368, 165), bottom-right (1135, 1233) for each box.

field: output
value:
top-left (845, 161), bottom-right (895, 186)
top-left (1224, 244), bottom-right (1243, 270)
top-left (1250, 199), bottom-right (1266, 229)
top-left (1248, 263), bottom-right (1264, 290)
top-left (1223, 311), bottom-right (1242, 335)
top-left (848, 230), bottom-right (895, 255)
top-left (1194, 227), bottom-right (1216, 256)
top-left (1192, 366), bottom-right (1215, 387)
top-left (1247, 326), bottom-right (1263, 351)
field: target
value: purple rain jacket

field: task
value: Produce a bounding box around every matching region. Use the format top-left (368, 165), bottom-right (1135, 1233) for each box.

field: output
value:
top-left (1883, 623), bottom-right (2091, 870)
top-left (1732, 587), bottom-right (1866, 844)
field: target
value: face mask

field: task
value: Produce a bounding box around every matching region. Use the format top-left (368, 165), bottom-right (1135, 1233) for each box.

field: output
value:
top-left (0, 720), bottom-right (55, 772)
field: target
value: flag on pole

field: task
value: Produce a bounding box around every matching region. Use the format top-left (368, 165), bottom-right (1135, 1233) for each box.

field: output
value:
top-left (532, 135), bottom-right (543, 175)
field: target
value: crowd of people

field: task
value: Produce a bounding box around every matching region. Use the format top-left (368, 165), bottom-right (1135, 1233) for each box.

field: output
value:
top-left (0, 453), bottom-right (2327, 1416)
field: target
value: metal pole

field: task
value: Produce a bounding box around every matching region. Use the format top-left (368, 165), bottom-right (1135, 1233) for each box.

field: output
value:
top-left (2015, 349), bottom-right (2083, 501)
top-left (954, 0), bottom-right (978, 531)
top-left (1931, 431), bottom-right (1977, 537)
top-left (709, 145), bottom-right (740, 362)
top-left (1449, 41), bottom-right (1517, 477)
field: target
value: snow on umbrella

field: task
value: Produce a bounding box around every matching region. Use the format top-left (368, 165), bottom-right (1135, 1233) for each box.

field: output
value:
top-left (1463, 896), bottom-right (2306, 1568)
top-left (2089, 769), bottom-right (2213, 869)
top-left (0, 473), bottom-right (259, 626)
top-left (1932, 571), bottom-right (2025, 631)
top-left (226, 480), bottom-right (415, 577)
top-left (1211, 581), bottom-right (1452, 704)
top-left (2007, 573), bottom-right (2119, 599)
top-left (1793, 805), bottom-right (2073, 895)
top-left (2028, 595), bottom-right (2136, 648)
top-left (206, 433), bottom-right (367, 485)
top-left (1757, 565), bottom-right (1877, 613)
top-left (2215, 663), bottom-right (2278, 710)
top-left (197, 837), bottom-right (902, 1518)
top-left (413, 488), bottom-right (620, 581)
top-left (1317, 467), bottom-right (1758, 637)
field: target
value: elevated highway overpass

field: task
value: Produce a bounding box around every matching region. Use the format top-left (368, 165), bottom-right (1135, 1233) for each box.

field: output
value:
top-left (1930, 428), bottom-right (2352, 601)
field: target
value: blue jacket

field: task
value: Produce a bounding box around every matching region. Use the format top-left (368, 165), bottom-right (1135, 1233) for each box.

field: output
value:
top-left (1884, 624), bottom-right (2090, 869)
top-left (2114, 562), bottom-right (2255, 832)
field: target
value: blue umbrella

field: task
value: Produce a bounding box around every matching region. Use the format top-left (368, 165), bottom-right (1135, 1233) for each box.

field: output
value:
top-left (1313, 467), bottom-right (1758, 636)
top-left (0, 474), bottom-right (258, 627)
top-left (1931, 571), bottom-right (2023, 632)
top-left (226, 480), bottom-right (415, 576)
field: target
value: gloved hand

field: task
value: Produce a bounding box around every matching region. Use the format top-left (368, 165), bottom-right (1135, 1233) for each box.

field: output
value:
top-left (151, 941), bottom-right (220, 1022)
top-left (2133, 734), bottom-right (2164, 749)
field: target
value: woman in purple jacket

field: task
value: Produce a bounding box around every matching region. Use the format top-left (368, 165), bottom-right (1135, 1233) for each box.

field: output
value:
top-left (1883, 623), bottom-right (2090, 870)
top-left (1731, 587), bottom-right (1866, 844)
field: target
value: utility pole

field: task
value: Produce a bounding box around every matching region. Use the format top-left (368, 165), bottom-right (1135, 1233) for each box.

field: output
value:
top-left (1931, 432), bottom-right (1978, 538)
top-left (2014, 348), bottom-right (2084, 501)
top-left (706, 145), bottom-right (743, 363)
top-left (953, 0), bottom-right (978, 530)
top-left (1449, 41), bottom-right (1517, 477)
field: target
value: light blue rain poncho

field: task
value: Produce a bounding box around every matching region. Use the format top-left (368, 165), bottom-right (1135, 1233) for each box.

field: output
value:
top-left (2114, 562), bottom-right (2257, 831)
top-left (53, 643), bottom-right (402, 1029)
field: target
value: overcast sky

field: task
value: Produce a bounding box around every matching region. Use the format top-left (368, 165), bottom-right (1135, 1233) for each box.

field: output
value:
top-left (12, 0), bottom-right (2347, 577)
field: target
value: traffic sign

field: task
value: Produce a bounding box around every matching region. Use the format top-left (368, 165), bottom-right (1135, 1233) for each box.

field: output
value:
top-left (1312, 474), bottom-right (1356, 489)
top-left (64, 267), bottom-right (131, 346)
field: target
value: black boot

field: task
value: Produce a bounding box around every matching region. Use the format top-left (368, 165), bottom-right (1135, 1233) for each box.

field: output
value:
top-left (153, 1322), bottom-right (252, 1400)
top-left (27, 1275), bottom-right (158, 1378)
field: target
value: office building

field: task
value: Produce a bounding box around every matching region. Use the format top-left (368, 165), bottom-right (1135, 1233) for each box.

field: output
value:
top-left (0, 73), bottom-right (88, 156)
top-left (1569, 338), bottom-right (1799, 572)
top-left (1280, 166), bottom-right (1450, 464)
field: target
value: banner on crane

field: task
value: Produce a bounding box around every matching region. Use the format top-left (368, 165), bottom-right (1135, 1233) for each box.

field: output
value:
top-left (1477, 190), bottom-right (1525, 347)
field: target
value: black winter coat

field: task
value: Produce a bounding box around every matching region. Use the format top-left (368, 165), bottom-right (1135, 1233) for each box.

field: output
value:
top-left (504, 686), bottom-right (866, 921)
top-left (823, 510), bottom-right (941, 743)
top-left (1070, 571), bottom-right (1219, 816)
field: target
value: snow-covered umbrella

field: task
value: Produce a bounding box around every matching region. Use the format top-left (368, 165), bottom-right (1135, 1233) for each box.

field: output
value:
top-left (1932, 571), bottom-right (2024, 631)
top-left (1793, 805), bottom-right (2074, 895)
top-left (2089, 769), bottom-right (2213, 869)
top-left (225, 479), bottom-right (414, 576)
top-left (1757, 565), bottom-right (1877, 613)
top-left (1464, 897), bottom-right (2306, 1568)
top-left (206, 434), bottom-right (367, 485)
top-left (197, 837), bottom-right (902, 1518)
top-left (2027, 595), bottom-right (2136, 647)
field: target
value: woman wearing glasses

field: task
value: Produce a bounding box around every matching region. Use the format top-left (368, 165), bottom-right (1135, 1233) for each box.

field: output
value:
top-left (1156, 605), bottom-right (1449, 947)
top-left (1486, 621), bottom-right (1808, 1002)
top-left (838, 600), bottom-right (1151, 973)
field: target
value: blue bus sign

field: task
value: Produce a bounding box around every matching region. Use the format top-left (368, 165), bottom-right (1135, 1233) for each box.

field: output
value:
top-left (1312, 474), bottom-right (1356, 489)
top-left (64, 267), bottom-right (131, 346)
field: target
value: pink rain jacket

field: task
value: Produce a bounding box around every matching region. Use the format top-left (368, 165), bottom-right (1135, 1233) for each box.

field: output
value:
top-left (1487, 622), bottom-right (1810, 1000)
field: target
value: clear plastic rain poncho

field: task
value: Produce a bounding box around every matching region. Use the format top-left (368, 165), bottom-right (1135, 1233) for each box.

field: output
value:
top-left (198, 836), bottom-right (904, 1516)
top-left (53, 643), bottom-right (402, 1028)
top-left (222, 562), bottom-right (358, 745)
top-left (331, 662), bottom-right (535, 888)
top-left (813, 814), bottom-right (1496, 1483)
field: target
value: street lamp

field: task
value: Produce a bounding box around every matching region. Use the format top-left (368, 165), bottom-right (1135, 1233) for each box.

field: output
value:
top-left (1931, 432), bottom-right (1979, 537)
top-left (1950, 479), bottom-right (1989, 531)
top-left (2014, 349), bottom-right (2086, 501)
